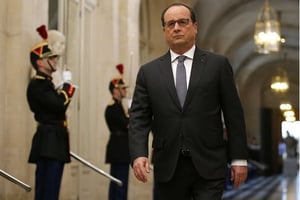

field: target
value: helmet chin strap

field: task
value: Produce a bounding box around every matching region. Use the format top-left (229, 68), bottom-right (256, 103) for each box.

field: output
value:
top-left (47, 59), bottom-right (56, 72)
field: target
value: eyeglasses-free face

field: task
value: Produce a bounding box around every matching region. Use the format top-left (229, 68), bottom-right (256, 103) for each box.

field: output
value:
top-left (164, 18), bottom-right (190, 29)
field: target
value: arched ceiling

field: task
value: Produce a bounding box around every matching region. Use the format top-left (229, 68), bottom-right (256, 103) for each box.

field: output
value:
top-left (194, 0), bottom-right (299, 111)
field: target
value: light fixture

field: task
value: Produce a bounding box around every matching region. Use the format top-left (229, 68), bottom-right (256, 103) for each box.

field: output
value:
top-left (254, 0), bottom-right (281, 54)
top-left (270, 68), bottom-right (289, 92)
top-left (270, 53), bottom-right (289, 92)
top-left (283, 110), bottom-right (295, 117)
top-left (280, 104), bottom-right (295, 121)
top-left (284, 110), bottom-right (295, 122)
top-left (280, 103), bottom-right (292, 111)
top-left (285, 116), bottom-right (296, 122)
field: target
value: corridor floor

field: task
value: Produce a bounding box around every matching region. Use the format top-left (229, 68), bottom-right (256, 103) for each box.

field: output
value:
top-left (222, 171), bottom-right (299, 200)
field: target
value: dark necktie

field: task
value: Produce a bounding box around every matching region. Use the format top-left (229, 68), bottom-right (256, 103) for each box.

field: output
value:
top-left (176, 55), bottom-right (187, 107)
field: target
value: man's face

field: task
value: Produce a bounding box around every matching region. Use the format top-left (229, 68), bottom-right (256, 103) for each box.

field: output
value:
top-left (119, 87), bottom-right (127, 98)
top-left (37, 55), bottom-right (59, 74)
top-left (113, 87), bottom-right (127, 100)
top-left (163, 5), bottom-right (198, 54)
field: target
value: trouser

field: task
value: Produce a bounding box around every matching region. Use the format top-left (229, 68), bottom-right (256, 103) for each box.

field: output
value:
top-left (109, 163), bottom-right (129, 200)
top-left (35, 158), bottom-right (64, 200)
top-left (153, 179), bottom-right (159, 200)
top-left (157, 155), bottom-right (225, 200)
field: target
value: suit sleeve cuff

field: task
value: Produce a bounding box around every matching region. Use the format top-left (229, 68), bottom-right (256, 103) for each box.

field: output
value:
top-left (231, 159), bottom-right (247, 166)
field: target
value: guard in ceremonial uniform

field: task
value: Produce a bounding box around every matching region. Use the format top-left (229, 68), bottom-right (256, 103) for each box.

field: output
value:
top-left (105, 71), bottom-right (130, 200)
top-left (27, 25), bottom-right (75, 200)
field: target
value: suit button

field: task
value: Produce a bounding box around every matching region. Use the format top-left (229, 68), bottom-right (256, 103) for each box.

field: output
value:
top-left (180, 149), bottom-right (191, 157)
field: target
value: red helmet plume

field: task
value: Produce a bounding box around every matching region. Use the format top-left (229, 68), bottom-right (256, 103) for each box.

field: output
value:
top-left (36, 25), bottom-right (48, 40)
top-left (116, 64), bottom-right (124, 75)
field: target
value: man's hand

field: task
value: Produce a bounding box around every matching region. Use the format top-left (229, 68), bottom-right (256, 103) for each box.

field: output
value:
top-left (132, 157), bottom-right (150, 183)
top-left (230, 166), bottom-right (248, 189)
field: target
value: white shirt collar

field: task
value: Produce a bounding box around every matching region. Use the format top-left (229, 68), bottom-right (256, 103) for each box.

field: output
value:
top-left (170, 45), bottom-right (195, 62)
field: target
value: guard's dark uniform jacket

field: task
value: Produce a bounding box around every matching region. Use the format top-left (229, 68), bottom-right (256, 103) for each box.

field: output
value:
top-left (105, 98), bottom-right (130, 163)
top-left (27, 71), bottom-right (71, 163)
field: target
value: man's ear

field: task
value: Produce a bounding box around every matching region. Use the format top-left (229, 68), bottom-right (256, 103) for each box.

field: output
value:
top-left (112, 88), bottom-right (117, 95)
top-left (36, 59), bottom-right (43, 68)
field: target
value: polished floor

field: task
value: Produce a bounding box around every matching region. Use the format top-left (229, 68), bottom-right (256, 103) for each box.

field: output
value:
top-left (222, 171), bottom-right (299, 200)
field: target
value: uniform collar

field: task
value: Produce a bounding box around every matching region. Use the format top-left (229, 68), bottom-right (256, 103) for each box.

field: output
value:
top-left (36, 71), bottom-right (52, 81)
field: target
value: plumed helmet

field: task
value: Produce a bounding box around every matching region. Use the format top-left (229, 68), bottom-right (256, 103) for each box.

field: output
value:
top-left (30, 42), bottom-right (57, 70)
top-left (109, 78), bottom-right (128, 93)
top-left (47, 30), bottom-right (66, 56)
top-left (109, 64), bottom-right (128, 93)
top-left (30, 25), bottom-right (65, 70)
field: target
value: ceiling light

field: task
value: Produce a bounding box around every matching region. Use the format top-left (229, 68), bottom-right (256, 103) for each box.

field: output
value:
top-left (280, 103), bottom-right (292, 111)
top-left (270, 53), bottom-right (289, 92)
top-left (283, 110), bottom-right (295, 117)
top-left (254, 0), bottom-right (281, 54)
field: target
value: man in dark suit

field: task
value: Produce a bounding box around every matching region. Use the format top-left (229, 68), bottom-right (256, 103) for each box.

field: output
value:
top-left (27, 27), bottom-right (75, 200)
top-left (105, 77), bottom-right (130, 200)
top-left (129, 3), bottom-right (248, 200)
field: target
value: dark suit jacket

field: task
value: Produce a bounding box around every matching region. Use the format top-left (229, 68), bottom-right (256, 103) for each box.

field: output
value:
top-left (129, 47), bottom-right (248, 182)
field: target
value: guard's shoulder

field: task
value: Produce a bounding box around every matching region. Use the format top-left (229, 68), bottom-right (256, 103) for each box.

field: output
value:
top-left (32, 75), bottom-right (46, 80)
top-left (107, 99), bottom-right (116, 106)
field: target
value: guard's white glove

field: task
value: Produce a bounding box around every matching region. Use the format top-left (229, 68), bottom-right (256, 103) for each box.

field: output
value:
top-left (61, 69), bottom-right (78, 89)
top-left (127, 98), bottom-right (132, 109)
top-left (63, 69), bottom-right (72, 83)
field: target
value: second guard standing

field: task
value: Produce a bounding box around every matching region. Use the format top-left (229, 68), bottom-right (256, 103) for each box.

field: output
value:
top-left (104, 65), bottom-right (130, 200)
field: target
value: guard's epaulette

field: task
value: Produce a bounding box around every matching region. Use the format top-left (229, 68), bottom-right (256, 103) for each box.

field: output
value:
top-left (108, 99), bottom-right (116, 106)
top-left (33, 75), bottom-right (46, 80)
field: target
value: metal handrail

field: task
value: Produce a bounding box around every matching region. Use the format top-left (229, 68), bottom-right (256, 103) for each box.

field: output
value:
top-left (0, 169), bottom-right (31, 192)
top-left (70, 152), bottom-right (123, 186)
top-left (0, 152), bottom-right (123, 192)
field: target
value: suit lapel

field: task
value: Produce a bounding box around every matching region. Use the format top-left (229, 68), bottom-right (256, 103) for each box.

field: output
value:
top-left (184, 48), bottom-right (207, 108)
top-left (159, 52), bottom-right (182, 109)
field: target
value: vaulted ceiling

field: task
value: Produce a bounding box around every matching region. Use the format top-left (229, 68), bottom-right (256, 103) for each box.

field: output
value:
top-left (194, 0), bottom-right (299, 111)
